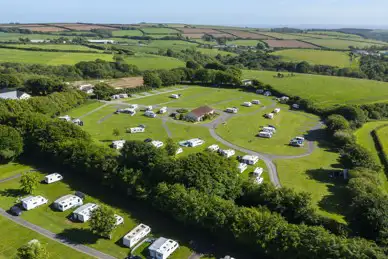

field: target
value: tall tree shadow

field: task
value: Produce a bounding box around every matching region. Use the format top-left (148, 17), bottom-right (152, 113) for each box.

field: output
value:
top-left (56, 228), bottom-right (99, 245)
top-left (0, 188), bottom-right (26, 197)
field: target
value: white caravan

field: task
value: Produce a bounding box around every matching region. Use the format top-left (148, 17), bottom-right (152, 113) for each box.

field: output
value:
top-left (21, 196), bottom-right (48, 211)
top-left (122, 223), bottom-right (151, 248)
top-left (44, 173), bottom-right (63, 184)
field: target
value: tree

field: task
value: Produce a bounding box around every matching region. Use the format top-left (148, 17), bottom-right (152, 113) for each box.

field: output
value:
top-left (0, 125), bottom-right (23, 162)
top-left (24, 76), bottom-right (66, 96)
top-left (89, 205), bottom-right (117, 239)
top-left (326, 114), bottom-right (350, 132)
top-left (340, 144), bottom-right (380, 170)
top-left (112, 128), bottom-right (120, 138)
top-left (20, 172), bottom-right (40, 194)
top-left (0, 74), bottom-right (22, 89)
top-left (256, 42), bottom-right (266, 50)
top-left (93, 83), bottom-right (115, 100)
top-left (143, 71), bottom-right (162, 88)
top-left (186, 60), bottom-right (201, 69)
top-left (165, 138), bottom-right (178, 156)
top-left (17, 239), bottom-right (49, 259)
top-left (296, 61), bottom-right (311, 73)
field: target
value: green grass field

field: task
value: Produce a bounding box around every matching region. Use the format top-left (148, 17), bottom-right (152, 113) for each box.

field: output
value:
top-left (197, 48), bottom-right (237, 57)
top-left (0, 32), bottom-right (76, 42)
top-left (66, 101), bottom-right (104, 118)
top-left (306, 31), bottom-right (363, 39)
top-left (216, 106), bottom-right (319, 156)
top-left (0, 48), bottom-right (112, 65)
top-left (141, 28), bottom-right (179, 34)
top-left (0, 163), bottom-right (34, 180)
top-left (354, 121), bottom-right (388, 192)
top-left (243, 70), bottom-right (388, 108)
top-left (7, 44), bottom-right (102, 52)
top-left (257, 32), bottom-right (312, 40)
top-left (111, 30), bottom-right (143, 37)
top-left (146, 40), bottom-right (198, 50)
top-left (272, 49), bottom-right (358, 68)
top-left (227, 40), bottom-right (262, 46)
top-left (124, 54), bottom-right (185, 70)
top-left (0, 215), bottom-right (92, 259)
top-left (303, 38), bottom-right (387, 50)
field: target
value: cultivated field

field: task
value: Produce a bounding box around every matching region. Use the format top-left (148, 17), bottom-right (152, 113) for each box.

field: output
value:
top-left (210, 33), bottom-right (235, 39)
top-left (106, 76), bottom-right (144, 88)
top-left (0, 215), bottom-right (92, 259)
top-left (183, 33), bottom-right (205, 39)
top-left (177, 28), bottom-right (221, 34)
top-left (243, 70), bottom-right (388, 108)
top-left (307, 31), bottom-right (363, 39)
top-left (302, 38), bottom-right (387, 50)
top-left (263, 39), bottom-right (319, 49)
top-left (227, 40), bottom-right (263, 46)
top-left (196, 48), bottom-right (237, 57)
top-left (124, 54), bottom-right (185, 70)
top-left (141, 27), bottom-right (179, 34)
top-left (0, 48), bottom-right (112, 65)
top-left (19, 26), bottom-right (69, 32)
top-left (258, 32), bottom-right (313, 40)
top-left (221, 30), bottom-right (272, 39)
top-left (51, 23), bottom-right (116, 31)
top-left (111, 29), bottom-right (143, 36)
top-left (0, 32), bottom-right (76, 42)
top-left (272, 49), bottom-right (358, 68)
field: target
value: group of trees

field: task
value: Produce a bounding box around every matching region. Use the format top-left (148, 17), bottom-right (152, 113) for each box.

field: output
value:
top-left (360, 55), bottom-right (388, 81)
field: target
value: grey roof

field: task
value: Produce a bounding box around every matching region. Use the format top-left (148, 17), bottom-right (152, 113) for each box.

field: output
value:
top-left (0, 90), bottom-right (28, 100)
top-left (149, 237), bottom-right (168, 251)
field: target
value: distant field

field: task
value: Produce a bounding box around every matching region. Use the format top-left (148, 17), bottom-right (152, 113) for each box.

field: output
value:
top-left (183, 33), bottom-right (204, 39)
top-left (7, 44), bottom-right (101, 52)
top-left (146, 40), bottom-right (198, 50)
top-left (148, 34), bottom-right (179, 39)
top-left (124, 54), bottom-right (185, 70)
top-left (221, 30), bottom-right (271, 39)
top-left (0, 48), bottom-right (112, 65)
top-left (227, 40), bottom-right (262, 46)
top-left (307, 31), bottom-right (363, 39)
top-left (197, 48), bottom-right (237, 57)
top-left (272, 49), bottom-right (358, 68)
top-left (19, 26), bottom-right (69, 32)
top-left (178, 28), bottom-right (220, 34)
top-left (258, 32), bottom-right (313, 40)
top-left (243, 70), bottom-right (388, 108)
top-left (303, 38), bottom-right (387, 50)
top-left (51, 23), bottom-right (115, 31)
top-left (264, 39), bottom-right (319, 49)
top-left (141, 27), bottom-right (179, 34)
top-left (0, 32), bottom-right (76, 41)
top-left (111, 29), bottom-right (143, 36)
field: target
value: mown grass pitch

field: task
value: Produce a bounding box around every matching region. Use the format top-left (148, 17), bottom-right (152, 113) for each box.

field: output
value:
top-left (0, 215), bottom-right (92, 259)
top-left (243, 70), bottom-right (388, 109)
top-left (272, 49), bottom-right (358, 68)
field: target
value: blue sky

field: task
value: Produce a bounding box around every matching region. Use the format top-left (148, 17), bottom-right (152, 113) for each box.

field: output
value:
top-left (1, 0), bottom-right (387, 28)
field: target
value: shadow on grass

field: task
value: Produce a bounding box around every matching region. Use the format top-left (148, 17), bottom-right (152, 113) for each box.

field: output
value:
top-left (306, 169), bottom-right (349, 217)
top-left (57, 228), bottom-right (99, 245)
top-left (0, 188), bottom-right (26, 197)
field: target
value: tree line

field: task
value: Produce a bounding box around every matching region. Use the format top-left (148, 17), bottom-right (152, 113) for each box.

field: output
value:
top-left (0, 90), bottom-right (385, 258)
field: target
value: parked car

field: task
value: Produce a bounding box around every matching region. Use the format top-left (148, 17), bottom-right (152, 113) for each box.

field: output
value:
top-left (75, 191), bottom-right (86, 199)
top-left (10, 205), bottom-right (22, 216)
top-left (144, 138), bottom-right (152, 143)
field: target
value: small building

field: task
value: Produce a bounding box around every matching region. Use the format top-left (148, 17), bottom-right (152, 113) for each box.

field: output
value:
top-left (151, 140), bottom-right (164, 148)
top-left (149, 237), bottom-right (179, 259)
top-left (258, 131), bottom-right (272, 138)
top-left (207, 144), bottom-right (220, 152)
top-left (72, 203), bottom-right (99, 222)
top-left (238, 163), bottom-right (247, 173)
top-left (79, 84), bottom-right (94, 94)
top-left (273, 108), bottom-right (281, 114)
top-left (241, 155), bottom-right (259, 165)
top-left (44, 173), bottom-right (63, 184)
top-left (129, 127), bottom-right (145, 134)
top-left (252, 100), bottom-right (261, 105)
top-left (112, 140), bottom-right (126, 150)
top-left (145, 111), bottom-right (156, 118)
top-left (242, 79), bottom-right (253, 86)
top-left (253, 167), bottom-right (263, 177)
top-left (265, 113), bottom-right (274, 119)
top-left (185, 106), bottom-right (215, 122)
top-left (225, 107), bottom-right (238, 114)
top-left (21, 196), bottom-right (48, 211)
top-left (53, 194), bottom-right (83, 212)
top-left (87, 39), bottom-right (115, 44)
top-left (159, 107), bottom-right (167, 114)
top-left (220, 149), bottom-right (235, 158)
top-left (123, 223), bottom-right (151, 248)
top-left (170, 94), bottom-right (180, 99)
top-left (114, 214), bottom-right (124, 226)
top-left (242, 102), bottom-right (252, 107)
top-left (58, 115), bottom-right (71, 122)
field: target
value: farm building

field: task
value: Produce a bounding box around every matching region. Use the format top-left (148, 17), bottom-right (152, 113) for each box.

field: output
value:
top-left (145, 111), bottom-right (156, 118)
top-left (53, 194), bottom-right (83, 212)
top-left (21, 196), bottom-right (48, 211)
top-left (242, 102), bottom-right (252, 107)
top-left (151, 140), bottom-right (164, 148)
top-left (225, 107), bottom-right (238, 114)
top-left (149, 237), bottom-right (179, 259)
top-left (123, 223), bottom-right (151, 248)
top-left (159, 107), bottom-right (168, 114)
top-left (241, 155), bottom-right (259, 165)
top-left (220, 149), bottom-right (235, 158)
top-left (114, 214), bottom-right (124, 226)
top-left (252, 100), bottom-right (261, 105)
top-left (185, 106), bottom-right (215, 122)
top-left (87, 39), bottom-right (115, 44)
top-left (112, 140), bottom-right (126, 149)
top-left (238, 163), bottom-right (248, 173)
top-left (0, 90), bottom-right (31, 100)
top-left (72, 203), bottom-right (99, 222)
top-left (207, 144), bottom-right (220, 152)
top-left (253, 167), bottom-right (263, 177)
top-left (258, 131), bottom-right (272, 138)
top-left (44, 173), bottom-right (63, 184)
top-left (129, 127), bottom-right (145, 134)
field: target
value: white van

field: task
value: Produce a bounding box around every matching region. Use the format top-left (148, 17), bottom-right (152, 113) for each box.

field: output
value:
top-left (144, 111), bottom-right (156, 118)
top-left (242, 102), bottom-right (252, 107)
top-left (225, 107), bottom-right (238, 114)
top-left (262, 127), bottom-right (276, 134)
top-left (258, 131), bottom-right (272, 138)
top-left (45, 173), bottom-right (63, 184)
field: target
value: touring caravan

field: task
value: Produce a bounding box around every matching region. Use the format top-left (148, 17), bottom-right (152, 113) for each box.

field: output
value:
top-left (44, 173), bottom-right (63, 184)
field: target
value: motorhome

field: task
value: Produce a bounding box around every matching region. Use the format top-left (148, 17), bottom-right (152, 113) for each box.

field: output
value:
top-left (44, 173), bottom-right (63, 184)
top-left (273, 108), bottom-right (281, 114)
top-left (242, 102), bottom-right (252, 107)
top-left (149, 237), bottom-right (179, 259)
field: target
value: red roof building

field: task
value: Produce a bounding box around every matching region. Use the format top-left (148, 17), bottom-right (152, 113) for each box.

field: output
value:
top-left (185, 106), bottom-right (215, 122)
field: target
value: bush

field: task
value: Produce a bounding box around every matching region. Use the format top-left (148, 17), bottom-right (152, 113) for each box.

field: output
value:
top-left (340, 143), bottom-right (380, 170)
top-left (332, 130), bottom-right (355, 146)
top-left (0, 125), bottom-right (23, 162)
top-left (326, 114), bottom-right (350, 132)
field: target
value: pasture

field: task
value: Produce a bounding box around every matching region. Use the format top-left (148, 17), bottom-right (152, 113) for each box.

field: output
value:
top-left (307, 31), bottom-right (363, 39)
top-left (263, 40), bottom-right (319, 49)
top-left (221, 30), bottom-right (270, 39)
top-left (111, 29), bottom-right (143, 37)
top-left (258, 32), bottom-right (313, 40)
top-left (141, 27), bottom-right (179, 34)
top-left (0, 48), bottom-right (112, 65)
top-left (272, 49), bottom-right (358, 68)
top-left (0, 163), bottom-right (34, 180)
top-left (124, 54), bottom-right (185, 70)
top-left (302, 38), bottom-right (387, 50)
top-left (243, 70), bottom-right (388, 108)
top-left (6, 44), bottom-right (102, 52)
top-left (0, 215), bottom-right (92, 259)
top-left (227, 40), bottom-right (262, 46)
top-left (0, 32), bottom-right (76, 42)
top-left (196, 48), bottom-right (237, 57)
